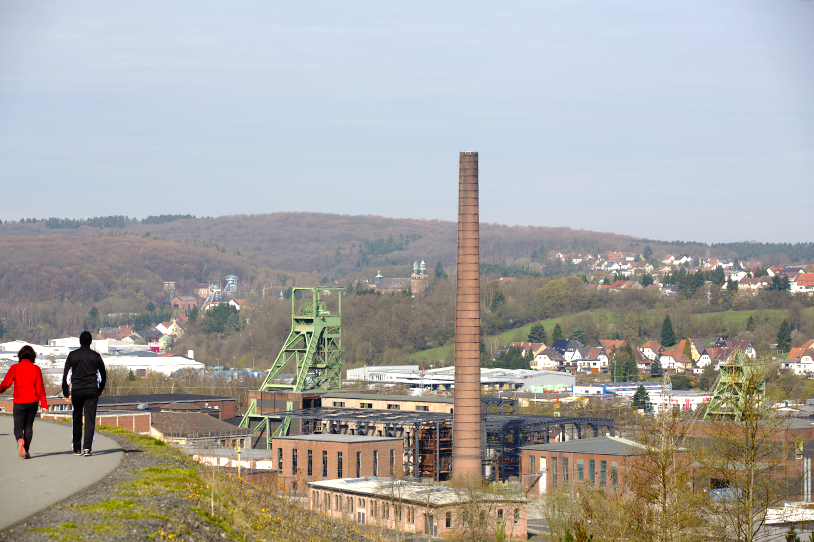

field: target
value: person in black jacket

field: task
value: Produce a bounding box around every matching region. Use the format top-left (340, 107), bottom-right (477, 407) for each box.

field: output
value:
top-left (62, 331), bottom-right (106, 456)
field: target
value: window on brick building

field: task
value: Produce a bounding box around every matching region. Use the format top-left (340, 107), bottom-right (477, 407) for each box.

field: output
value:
top-left (577, 459), bottom-right (584, 481)
top-left (356, 451), bottom-right (361, 477)
top-left (277, 448), bottom-right (283, 471)
top-left (307, 449), bottom-right (313, 476)
top-left (373, 450), bottom-right (378, 476)
top-left (562, 458), bottom-right (569, 487)
top-left (337, 452), bottom-right (343, 478)
top-left (292, 449), bottom-right (298, 475)
top-left (322, 450), bottom-right (328, 477)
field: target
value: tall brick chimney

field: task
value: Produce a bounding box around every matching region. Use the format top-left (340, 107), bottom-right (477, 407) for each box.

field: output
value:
top-left (452, 151), bottom-right (482, 478)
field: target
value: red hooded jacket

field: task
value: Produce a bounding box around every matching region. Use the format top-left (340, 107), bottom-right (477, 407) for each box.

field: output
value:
top-left (0, 359), bottom-right (48, 409)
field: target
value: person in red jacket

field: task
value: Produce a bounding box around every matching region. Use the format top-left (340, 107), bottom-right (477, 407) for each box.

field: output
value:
top-left (0, 345), bottom-right (48, 459)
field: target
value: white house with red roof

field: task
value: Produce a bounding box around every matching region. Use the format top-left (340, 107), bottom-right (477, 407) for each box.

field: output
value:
top-left (782, 347), bottom-right (814, 375)
top-left (791, 274), bottom-right (814, 295)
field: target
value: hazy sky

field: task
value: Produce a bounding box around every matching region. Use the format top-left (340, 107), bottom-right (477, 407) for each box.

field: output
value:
top-left (1, 1), bottom-right (812, 244)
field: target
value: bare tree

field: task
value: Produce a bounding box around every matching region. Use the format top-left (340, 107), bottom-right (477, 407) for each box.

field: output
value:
top-left (698, 359), bottom-right (797, 542)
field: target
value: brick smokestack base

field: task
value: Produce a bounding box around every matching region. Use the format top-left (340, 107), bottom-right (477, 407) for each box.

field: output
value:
top-left (453, 151), bottom-right (482, 478)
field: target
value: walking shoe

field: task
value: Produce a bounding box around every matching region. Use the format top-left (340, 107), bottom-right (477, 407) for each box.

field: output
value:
top-left (83, 449), bottom-right (92, 456)
top-left (17, 439), bottom-right (25, 458)
top-left (74, 449), bottom-right (82, 456)
top-left (24, 451), bottom-right (31, 459)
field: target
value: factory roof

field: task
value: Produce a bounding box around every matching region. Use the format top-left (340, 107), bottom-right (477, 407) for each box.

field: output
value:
top-left (521, 435), bottom-right (644, 456)
top-left (322, 392), bottom-right (453, 404)
top-left (273, 434), bottom-right (402, 444)
top-left (308, 477), bottom-right (526, 506)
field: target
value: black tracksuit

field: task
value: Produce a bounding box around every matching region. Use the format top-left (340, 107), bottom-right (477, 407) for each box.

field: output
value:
top-left (62, 345), bottom-right (107, 452)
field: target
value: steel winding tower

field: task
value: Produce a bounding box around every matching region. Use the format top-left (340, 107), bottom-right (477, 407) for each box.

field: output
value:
top-left (239, 287), bottom-right (343, 444)
top-left (703, 349), bottom-right (765, 422)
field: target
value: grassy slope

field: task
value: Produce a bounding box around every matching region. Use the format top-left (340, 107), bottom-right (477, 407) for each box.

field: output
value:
top-left (31, 423), bottom-right (391, 542)
top-left (409, 308), bottom-right (812, 362)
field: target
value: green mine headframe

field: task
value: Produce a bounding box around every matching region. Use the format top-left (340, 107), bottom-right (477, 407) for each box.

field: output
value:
top-left (239, 287), bottom-right (343, 446)
top-left (703, 349), bottom-right (766, 422)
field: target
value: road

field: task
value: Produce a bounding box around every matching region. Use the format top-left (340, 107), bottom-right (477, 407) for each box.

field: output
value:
top-left (0, 414), bottom-right (123, 530)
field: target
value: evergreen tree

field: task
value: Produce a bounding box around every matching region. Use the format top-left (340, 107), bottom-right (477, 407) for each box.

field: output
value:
top-left (490, 290), bottom-right (505, 312)
top-left (632, 385), bottom-right (650, 410)
top-left (777, 320), bottom-right (792, 353)
top-left (434, 261), bottom-right (447, 279)
top-left (552, 323), bottom-right (564, 342)
top-left (683, 339), bottom-right (693, 361)
top-left (492, 347), bottom-right (527, 370)
top-left (661, 315), bottom-right (676, 347)
top-left (726, 278), bottom-right (739, 292)
top-left (146, 301), bottom-right (155, 313)
top-left (0, 319), bottom-right (5, 340)
top-left (746, 314), bottom-right (755, 332)
top-left (612, 330), bottom-right (621, 340)
top-left (613, 344), bottom-right (636, 382)
top-left (89, 306), bottom-right (99, 320)
top-left (528, 323), bottom-right (547, 344)
top-left (640, 273), bottom-right (654, 287)
top-left (643, 245), bottom-right (653, 260)
top-left (710, 266), bottom-right (726, 285)
top-left (650, 356), bottom-right (663, 377)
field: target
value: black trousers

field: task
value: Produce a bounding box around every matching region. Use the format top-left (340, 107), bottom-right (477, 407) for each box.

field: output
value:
top-left (71, 389), bottom-right (99, 452)
top-left (13, 402), bottom-right (38, 452)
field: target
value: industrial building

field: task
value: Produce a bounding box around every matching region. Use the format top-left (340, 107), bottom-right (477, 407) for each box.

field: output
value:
top-left (307, 477), bottom-right (528, 539)
top-left (272, 434), bottom-right (403, 494)
top-left (239, 155), bottom-right (615, 494)
top-left (345, 365), bottom-right (574, 394)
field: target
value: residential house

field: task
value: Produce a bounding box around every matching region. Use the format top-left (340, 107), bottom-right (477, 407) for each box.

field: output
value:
top-left (738, 276), bottom-right (773, 291)
top-left (639, 340), bottom-right (663, 361)
top-left (509, 342), bottom-right (546, 358)
top-left (531, 348), bottom-right (565, 371)
top-left (792, 274), bottom-right (814, 295)
top-left (597, 340), bottom-right (627, 355)
top-left (576, 348), bottom-right (609, 373)
top-left (782, 348), bottom-right (814, 375)
top-left (660, 341), bottom-right (693, 372)
top-left (552, 340), bottom-right (586, 362)
top-left (608, 280), bottom-right (642, 291)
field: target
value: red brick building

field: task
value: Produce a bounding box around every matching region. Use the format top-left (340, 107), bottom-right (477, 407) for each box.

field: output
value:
top-left (308, 477), bottom-right (527, 539)
top-left (272, 434), bottom-right (403, 494)
top-left (520, 436), bottom-right (645, 497)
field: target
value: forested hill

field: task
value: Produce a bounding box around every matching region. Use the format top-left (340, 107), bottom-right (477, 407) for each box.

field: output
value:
top-left (0, 234), bottom-right (269, 305)
top-left (2, 213), bottom-right (812, 278)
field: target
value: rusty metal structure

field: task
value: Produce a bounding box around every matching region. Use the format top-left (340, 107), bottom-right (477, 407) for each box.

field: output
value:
top-left (453, 151), bottom-right (483, 478)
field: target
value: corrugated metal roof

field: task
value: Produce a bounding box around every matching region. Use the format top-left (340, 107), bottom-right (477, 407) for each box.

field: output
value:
top-left (521, 436), bottom-right (644, 456)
